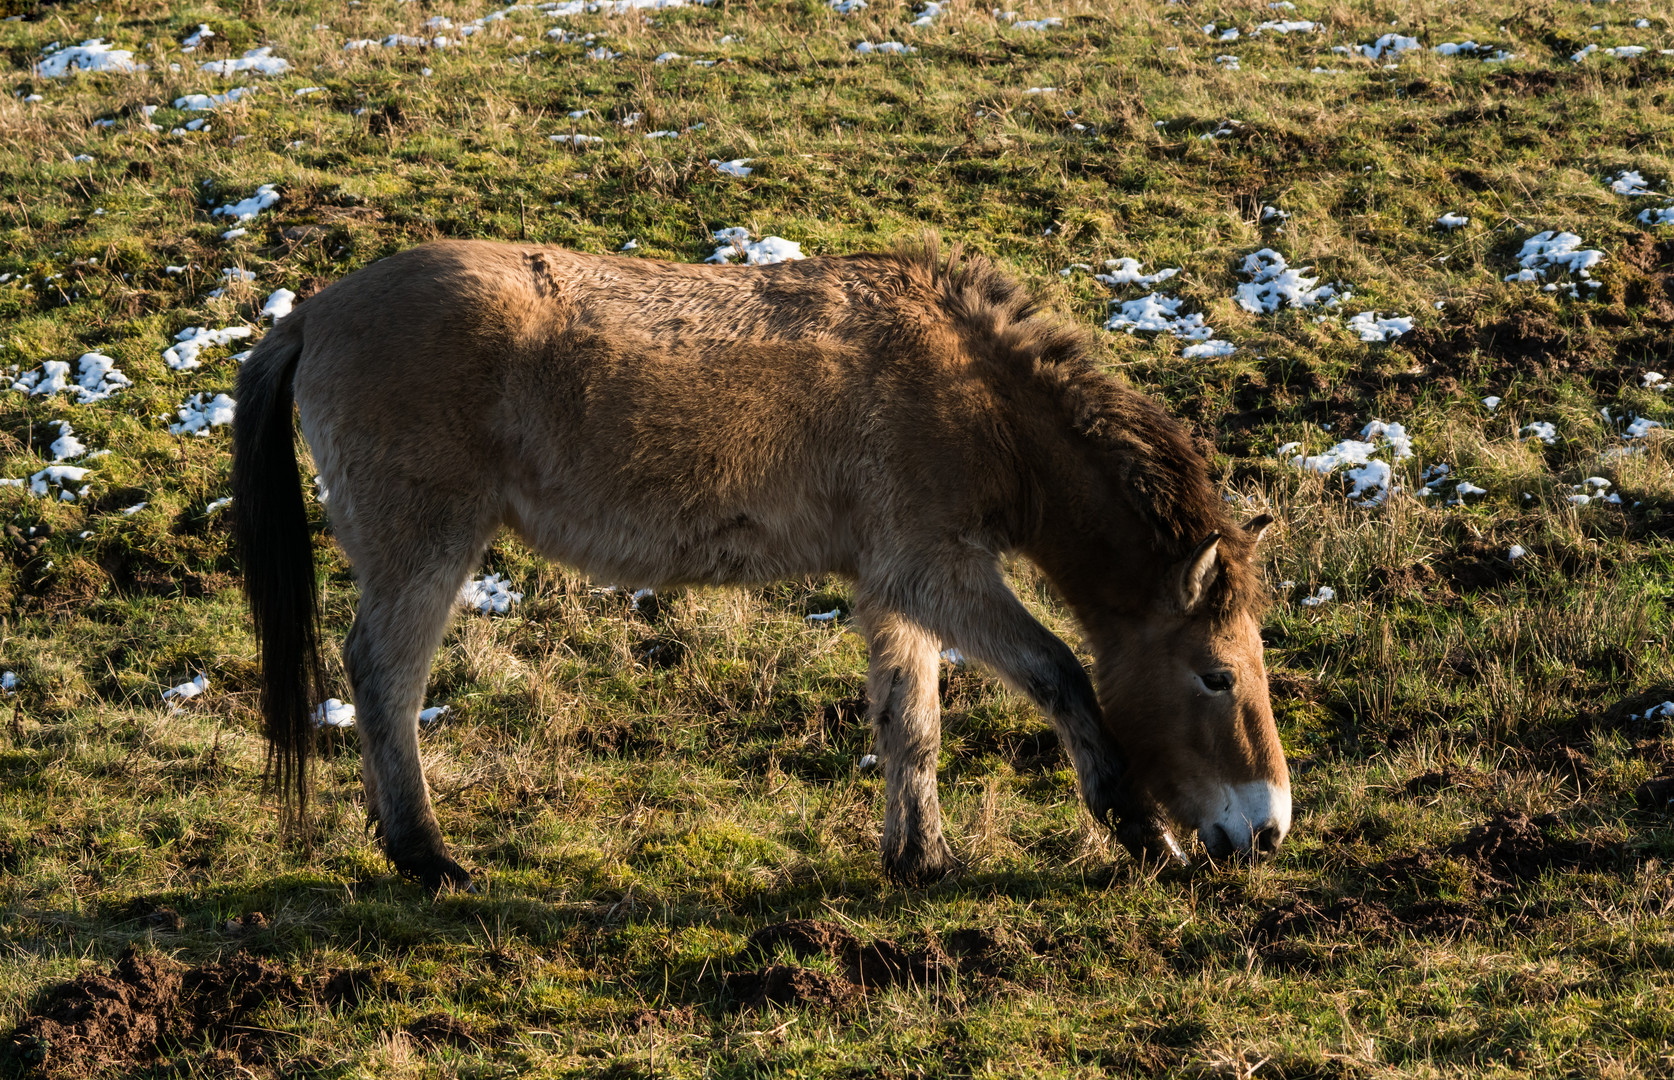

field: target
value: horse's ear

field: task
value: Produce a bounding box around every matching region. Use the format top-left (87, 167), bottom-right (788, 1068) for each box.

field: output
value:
top-left (1177, 532), bottom-right (1221, 614)
top-left (1245, 514), bottom-right (1275, 543)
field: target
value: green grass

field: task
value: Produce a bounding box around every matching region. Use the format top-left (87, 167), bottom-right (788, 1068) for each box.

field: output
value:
top-left (3, 0), bottom-right (1674, 1075)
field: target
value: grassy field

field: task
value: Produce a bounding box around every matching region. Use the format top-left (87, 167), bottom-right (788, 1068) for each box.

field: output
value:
top-left (3, 0), bottom-right (1674, 1073)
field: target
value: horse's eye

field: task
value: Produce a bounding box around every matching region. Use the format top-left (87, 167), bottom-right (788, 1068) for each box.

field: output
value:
top-left (1201, 671), bottom-right (1235, 694)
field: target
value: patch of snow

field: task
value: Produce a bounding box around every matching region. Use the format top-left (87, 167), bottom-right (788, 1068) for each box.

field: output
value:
top-left (1521, 420), bottom-right (1557, 445)
top-left (169, 392), bottom-right (237, 436)
top-left (1235, 248), bottom-right (1348, 313)
top-left (1345, 311), bottom-right (1414, 342)
top-left (30, 465), bottom-right (89, 498)
top-left (1358, 33), bottom-right (1419, 60)
top-left (1300, 585), bottom-right (1335, 606)
top-left (705, 226), bottom-right (805, 265)
top-left (1182, 339), bottom-right (1236, 359)
top-left (314, 698), bottom-right (356, 727)
top-left (212, 184), bottom-right (280, 221)
top-left (39, 39), bottom-right (138, 77)
top-left (164, 326), bottom-right (252, 370)
top-left (199, 46), bottom-right (291, 76)
top-left (856, 41), bottom-right (916, 54)
top-left (261, 288), bottom-right (295, 321)
top-left (1096, 258), bottom-right (1179, 288)
top-left (710, 158), bottom-right (753, 177)
top-left (163, 673), bottom-right (208, 706)
top-left (1437, 212), bottom-right (1469, 229)
top-left (1483, 395), bottom-right (1501, 410)
top-left (1103, 293), bottom-right (1213, 340)
top-left (174, 86), bottom-right (257, 110)
top-left (1639, 207), bottom-right (1674, 226)
top-left (49, 421), bottom-right (85, 461)
top-left (1608, 169), bottom-right (1656, 196)
top-left (459, 573), bottom-right (523, 613)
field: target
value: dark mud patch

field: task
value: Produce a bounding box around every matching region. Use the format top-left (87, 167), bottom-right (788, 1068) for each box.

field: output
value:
top-left (1529, 686), bottom-right (1674, 781)
top-left (725, 919), bottom-right (956, 1009)
top-left (1, 948), bottom-right (305, 1077)
top-left (405, 1012), bottom-right (482, 1050)
top-left (1449, 811), bottom-right (1625, 886)
top-left (1253, 895), bottom-right (1477, 945)
top-left (1399, 309), bottom-right (1604, 383)
top-left (1635, 775), bottom-right (1674, 809)
top-left (1404, 766), bottom-right (1496, 797)
top-left (724, 965), bottom-right (860, 1010)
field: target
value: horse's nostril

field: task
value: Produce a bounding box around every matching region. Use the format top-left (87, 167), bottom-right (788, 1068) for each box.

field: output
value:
top-left (1255, 824), bottom-right (1282, 854)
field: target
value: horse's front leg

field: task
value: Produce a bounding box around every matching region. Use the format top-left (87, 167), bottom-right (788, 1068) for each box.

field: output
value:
top-left (869, 560), bottom-right (1141, 846)
top-left (857, 608), bottom-right (958, 884)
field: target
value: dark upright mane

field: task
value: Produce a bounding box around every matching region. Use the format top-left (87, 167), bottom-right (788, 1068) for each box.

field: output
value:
top-left (896, 237), bottom-right (1262, 614)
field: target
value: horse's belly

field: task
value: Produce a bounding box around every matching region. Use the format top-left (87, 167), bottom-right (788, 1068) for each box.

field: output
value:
top-left (504, 489), bottom-right (856, 588)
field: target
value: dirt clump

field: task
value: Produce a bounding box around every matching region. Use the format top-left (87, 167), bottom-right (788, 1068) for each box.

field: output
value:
top-left (405, 1012), bottom-right (481, 1050)
top-left (724, 964), bottom-right (859, 1009)
top-left (727, 919), bottom-right (953, 1009)
top-left (1253, 895), bottom-right (1479, 949)
top-left (1404, 766), bottom-right (1494, 797)
top-left (1635, 775), bottom-right (1674, 809)
top-left (1448, 811), bottom-right (1622, 885)
top-left (2, 947), bottom-right (304, 1077)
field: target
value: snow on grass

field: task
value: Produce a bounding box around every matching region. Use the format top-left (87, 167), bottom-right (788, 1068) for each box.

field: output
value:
top-left (169, 392), bottom-right (236, 436)
top-left (1504, 231), bottom-right (1604, 296)
top-left (1345, 311), bottom-right (1414, 342)
top-left (260, 288), bottom-right (295, 321)
top-left (1182, 339), bottom-right (1236, 359)
top-left (1103, 293), bottom-right (1212, 339)
top-left (174, 86), bottom-right (257, 110)
top-left (199, 47), bottom-right (290, 76)
top-left (29, 465), bottom-right (90, 500)
top-left (8, 353), bottom-right (130, 403)
top-left (1300, 585), bottom-right (1335, 606)
top-left (550, 133), bottom-right (604, 145)
top-left (39, 40), bottom-right (138, 77)
top-left (1625, 416), bottom-right (1663, 438)
top-left (1607, 169), bottom-right (1657, 196)
top-left (459, 573), bottom-right (524, 613)
top-left (163, 326), bottom-right (252, 371)
top-left (830, 0), bottom-right (868, 11)
top-left (1358, 33), bottom-right (1420, 60)
top-left (1235, 248), bottom-right (1348, 313)
top-left (1254, 20), bottom-right (1316, 33)
top-left (710, 158), bottom-right (753, 177)
top-left (856, 41), bottom-right (916, 55)
top-left (1521, 420), bottom-right (1557, 445)
top-left (49, 421), bottom-right (85, 461)
top-left (1287, 420), bottom-right (1412, 505)
top-left (162, 673), bottom-right (208, 707)
top-left (911, 2), bottom-right (945, 27)
top-left (212, 184), bottom-right (280, 221)
top-left (1203, 23), bottom-right (1239, 41)
top-left (1639, 207), bottom-right (1674, 226)
top-left (314, 698), bottom-right (356, 727)
top-left (1437, 212), bottom-right (1469, 229)
top-left (1096, 259), bottom-right (1180, 288)
top-left (10, 360), bottom-right (71, 396)
top-left (181, 24), bottom-right (215, 51)
top-left (1011, 17), bottom-right (1062, 30)
top-left (704, 226), bottom-right (805, 265)
top-left (1215, 55), bottom-right (1241, 70)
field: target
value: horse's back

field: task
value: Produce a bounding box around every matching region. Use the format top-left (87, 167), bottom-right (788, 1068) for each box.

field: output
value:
top-left (287, 241), bottom-right (978, 585)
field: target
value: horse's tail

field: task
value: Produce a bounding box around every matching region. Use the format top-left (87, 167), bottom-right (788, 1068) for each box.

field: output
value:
top-left (231, 311), bottom-right (322, 831)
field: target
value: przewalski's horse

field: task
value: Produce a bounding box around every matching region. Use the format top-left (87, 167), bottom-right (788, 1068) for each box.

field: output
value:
top-left (233, 239), bottom-right (1289, 890)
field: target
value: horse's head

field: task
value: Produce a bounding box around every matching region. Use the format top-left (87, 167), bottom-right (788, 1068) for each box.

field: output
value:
top-left (1092, 515), bottom-right (1289, 861)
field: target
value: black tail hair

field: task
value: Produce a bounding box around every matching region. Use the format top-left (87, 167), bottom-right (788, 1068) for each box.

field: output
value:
top-left (231, 313), bottom-right (322, 831)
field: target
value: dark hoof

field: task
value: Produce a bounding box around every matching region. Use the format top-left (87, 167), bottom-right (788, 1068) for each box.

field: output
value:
top-left (393, 852), bottom-right (474, 893)
top-left (881, 836), bottom-right (961, 886)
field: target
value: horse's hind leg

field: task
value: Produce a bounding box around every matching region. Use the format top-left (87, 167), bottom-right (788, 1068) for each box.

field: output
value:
top-left (858, 608), bottom-right (957, 884)
top-left (339, 495), bottom-right (497, 890)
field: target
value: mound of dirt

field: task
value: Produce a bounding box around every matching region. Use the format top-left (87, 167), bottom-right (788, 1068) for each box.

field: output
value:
top-left (1, 948), bottom-right (304, 1077)
top-left (1404, 767), bottom-right (1494, 797)
top-left (724, 965), bottom-right (859, 1010)
top-left (726, 919), bottom-right (955, 1009)
top-left (406, 1012), bottom-right (481, 1050)
top-left (1252, 895), bottom-right (1478, 948)
top-left (1448, 812), bottom-right (1620, 884)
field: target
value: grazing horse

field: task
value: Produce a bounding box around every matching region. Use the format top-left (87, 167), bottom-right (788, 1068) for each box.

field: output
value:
top-left (233, 239), bottom-right (1289, 890)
